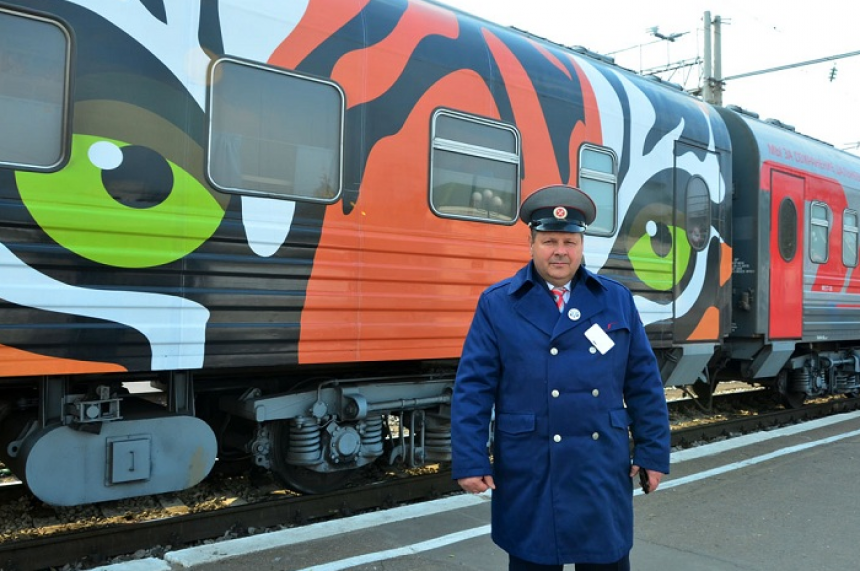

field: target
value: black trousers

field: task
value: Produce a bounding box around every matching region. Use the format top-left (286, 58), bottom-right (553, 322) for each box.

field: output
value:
top-left (508, 552), bottom-right (631, 571)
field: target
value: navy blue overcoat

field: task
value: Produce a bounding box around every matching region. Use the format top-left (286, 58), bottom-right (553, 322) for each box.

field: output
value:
top-left (451, 262), bottom-right (670, 565)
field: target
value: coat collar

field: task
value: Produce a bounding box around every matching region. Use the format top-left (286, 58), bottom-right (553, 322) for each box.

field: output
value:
top-left (507, 263), bottom-right (608, 338)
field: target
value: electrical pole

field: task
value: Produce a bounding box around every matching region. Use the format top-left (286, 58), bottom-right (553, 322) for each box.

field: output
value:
top-left (701, 12), bottom-right (724, 106)
top-left (713, 15), bottom-right (723, 106)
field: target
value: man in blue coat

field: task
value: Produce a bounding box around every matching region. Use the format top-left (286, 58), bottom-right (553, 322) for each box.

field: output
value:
top-left (451, 184), bottom-right (671, 571)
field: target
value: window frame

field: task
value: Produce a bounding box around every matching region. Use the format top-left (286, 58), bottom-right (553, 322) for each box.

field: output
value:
top-left (577, 144), bottom-right (618, 236)
top-left (429, 109), bottom-right (521, 225)
top-left (777, 197), bottom-right (798, 262)
top-left (684, 175), bottom-right (712, 251)
top-left (0, 7), bottom-right (72, 172)
top-left (843, 208), bottom-right (859, 268)
top-left (206, 57), bottom-right (345, 204)
top-left (809, 201), bottom-right (831, 264)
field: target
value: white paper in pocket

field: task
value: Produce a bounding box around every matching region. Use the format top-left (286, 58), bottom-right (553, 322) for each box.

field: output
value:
top-left (584, 323), bottom-right (615, 355)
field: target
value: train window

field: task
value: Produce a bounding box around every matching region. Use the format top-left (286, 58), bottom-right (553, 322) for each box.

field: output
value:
top-left (809, 202), bottom-right (830, 264)
top-left (685, 176), bottom-right (711, 251)
top-left (208, 59), bottom-right (343, 202)
top-left (0, 9), bottom-right (70, 171)
top-left (578, 146), bottom-right (617, 235)
top-left (843, 210), bottom-right (859, 268)
top-left (430, 111), bottom-right (520, 224)
top-left (777, 198), bottom-right (798, 262)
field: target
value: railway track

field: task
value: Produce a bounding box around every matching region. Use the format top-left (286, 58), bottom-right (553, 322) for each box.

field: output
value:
top-left (1, 393), bottom-right (858, 571)
top-left (0, 472), bottom-right (461, 571)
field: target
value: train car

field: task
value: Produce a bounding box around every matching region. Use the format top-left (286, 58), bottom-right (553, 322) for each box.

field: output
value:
top-left (0, 0), bottom-right (730, 505)
top-left (716, 105), bottom-right (860, 407)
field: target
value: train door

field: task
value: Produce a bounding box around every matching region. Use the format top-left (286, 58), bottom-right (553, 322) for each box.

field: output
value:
top-left (768, 170), bottom-right (804, 338)
top-left (672, 142), bottom-right (722, 342)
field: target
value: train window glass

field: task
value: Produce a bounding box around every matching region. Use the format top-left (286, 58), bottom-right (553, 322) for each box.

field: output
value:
top-left (436, 114), bottom-right (517, 153)
top-left (843, 210), bottom-right (859, 268)
top-left (0, 9), bottom-right (69, 171)
top-left (578, 146), bottom-right (617, 235)
top-left (208, 59), bottom-right (343, 202)
top-left (809, 202), bottom-right (830, 264)
top-left (430, 111), bottom-right (520, 224)
top-left (685, 176), bottom-right (711, 251)
top-left (777, 198), bottom-right (798, 262)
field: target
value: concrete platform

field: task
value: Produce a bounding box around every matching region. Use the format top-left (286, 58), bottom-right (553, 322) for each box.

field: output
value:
top-left (95, 409), bottom-right (860, 570)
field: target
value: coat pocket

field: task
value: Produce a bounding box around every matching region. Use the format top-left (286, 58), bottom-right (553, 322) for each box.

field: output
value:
top-left (495, 412), bottom-right (536, 434)
top-left (608, 408), bottom-right (632, 430)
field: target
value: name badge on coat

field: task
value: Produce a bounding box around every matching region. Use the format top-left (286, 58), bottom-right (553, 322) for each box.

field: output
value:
top-left (584, 323), bottom-right (615, 355)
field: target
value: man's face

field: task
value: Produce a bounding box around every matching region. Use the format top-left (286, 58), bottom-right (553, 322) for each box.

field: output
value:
top-left (530, 231), bottom-right (583, 286)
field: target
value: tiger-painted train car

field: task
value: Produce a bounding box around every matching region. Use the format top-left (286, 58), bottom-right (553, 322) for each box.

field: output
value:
top-left (1, 0), bottom-right (731, 505)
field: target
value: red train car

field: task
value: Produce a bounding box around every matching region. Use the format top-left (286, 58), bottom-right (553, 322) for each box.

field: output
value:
top-left (717, 105), bottom-right (860, 407)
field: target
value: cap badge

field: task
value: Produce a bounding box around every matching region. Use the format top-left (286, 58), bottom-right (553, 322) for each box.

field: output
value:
top-left (553, 206), bottom-right (568, 220)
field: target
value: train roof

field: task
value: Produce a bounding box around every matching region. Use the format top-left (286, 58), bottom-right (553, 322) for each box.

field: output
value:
top-left (717, 104), bottom-right (860, 188)
top-left (425, 0), bottom-right (720, 119)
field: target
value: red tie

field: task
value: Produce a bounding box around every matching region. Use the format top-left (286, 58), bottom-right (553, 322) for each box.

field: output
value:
top-left (551, 287), bottom-right (567, 312)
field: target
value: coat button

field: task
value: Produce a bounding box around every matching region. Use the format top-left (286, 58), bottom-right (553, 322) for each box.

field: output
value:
top-left (550, 347), bottom-right (559, 356)
top-left (551, 389), bottom-right (560, 398)
top-left (592, 432), bottom-right (600, 440)
top-left (553, 434), bottom-right (562, 442)
top-left (592, 389), bottom-right (600, 397)
top-left (589, 347), bottom-right (597, 354)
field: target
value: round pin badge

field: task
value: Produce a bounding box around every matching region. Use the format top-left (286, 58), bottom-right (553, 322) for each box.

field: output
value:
top-left (568, 308), bottom-right (581, 321)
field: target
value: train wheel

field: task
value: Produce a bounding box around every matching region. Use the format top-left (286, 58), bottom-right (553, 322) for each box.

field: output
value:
top-left (274, 464), bottom-right (354, 494)
top-left (269, 420), bottom-right (354, 494)
top-left (780, 392), bottom-right (806, 409)
top-left (691, 379), bottom-right (714, 400)
top-left (776, 370), bottom-right (806, 409)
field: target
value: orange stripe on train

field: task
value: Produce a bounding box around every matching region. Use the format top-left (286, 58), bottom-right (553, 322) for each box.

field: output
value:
top-left (0, 344), bottom-right (127, 377)
top-left (299, 69), bottom-right (513, 364)
top-left (270, 0), bottom-right (371, 70)
top-left (484, 29), bottom-right (559, 192)
top-left (686, 306), bottom-right (720, 341)
top-left (332, 1), bottom-right (459, 107)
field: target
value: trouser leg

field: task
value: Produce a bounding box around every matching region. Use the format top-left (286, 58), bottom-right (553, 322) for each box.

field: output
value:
top-left (574, 552), bottom-right (631, 571)
top-left (508, 554), bottom-right (563, 571)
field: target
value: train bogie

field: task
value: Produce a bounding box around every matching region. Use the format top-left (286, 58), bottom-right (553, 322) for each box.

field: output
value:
top-left (220, 377), bottom-right (453, 493)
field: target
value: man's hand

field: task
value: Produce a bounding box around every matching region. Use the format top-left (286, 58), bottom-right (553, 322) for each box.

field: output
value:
top-left (630, 465), bottom-right (664, 493)
top-left (458, 475), bottom-right (496, 494)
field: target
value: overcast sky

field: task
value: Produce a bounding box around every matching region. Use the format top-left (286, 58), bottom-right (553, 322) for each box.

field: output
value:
top-left (436, 0), bottom-right (860, 154)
